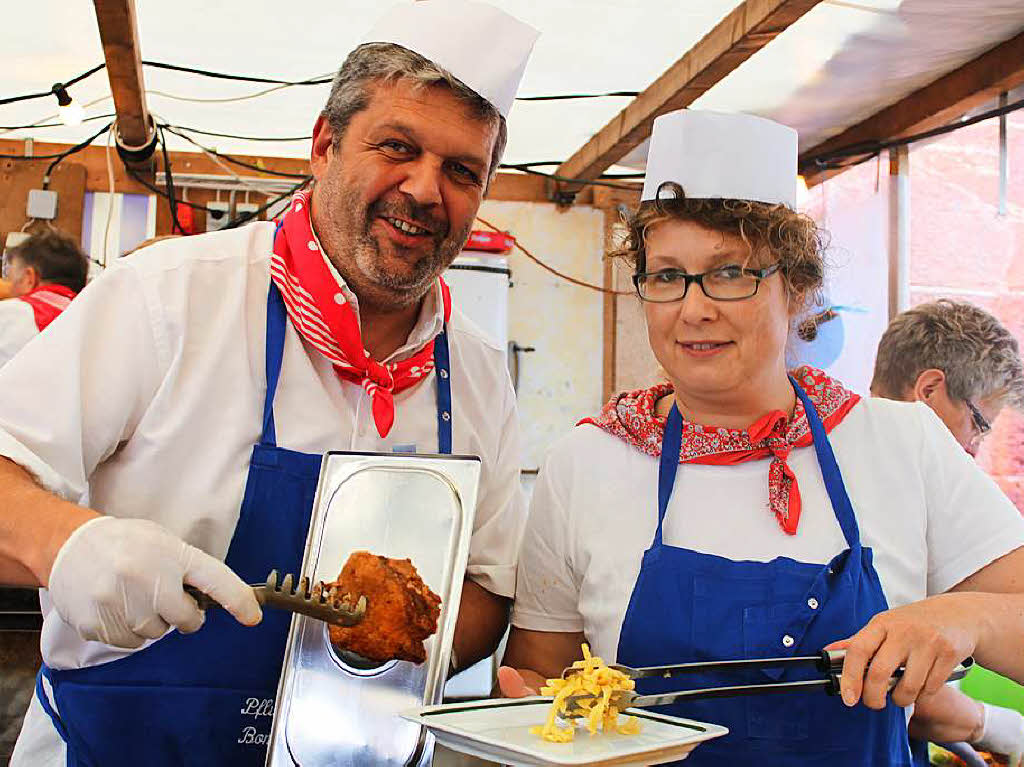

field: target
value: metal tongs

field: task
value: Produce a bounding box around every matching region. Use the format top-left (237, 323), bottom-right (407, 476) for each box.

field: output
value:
top-left (562, 649), bottom-right (974, 716)
top-left (185, 569), bottom-right (367, 628)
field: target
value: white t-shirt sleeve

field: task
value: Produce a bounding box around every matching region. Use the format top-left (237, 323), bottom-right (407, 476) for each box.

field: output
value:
top-left (916, 404), bottom-right (1024, 594)
top-left (511, 439), bottom-right (585, 633)
top-left (464, 372), bottom-right (527, 598)
top-left (0, 262), bottom-right (166, 501)
top-left (0, 299), bottom-right (39, 369)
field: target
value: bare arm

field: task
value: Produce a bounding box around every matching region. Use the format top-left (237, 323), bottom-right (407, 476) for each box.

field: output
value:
top-left (909, 686), bottom-right (985, 743)
top-left (451, 578), bottom-right (511, 672)
top-left (0, 457), bottom-right (98, 587)
top-left (499, 626), bottom-right (587, 694)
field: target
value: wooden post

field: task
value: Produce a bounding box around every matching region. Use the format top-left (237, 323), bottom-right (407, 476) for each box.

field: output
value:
top-left (93, 0), bottom-right (152, 152)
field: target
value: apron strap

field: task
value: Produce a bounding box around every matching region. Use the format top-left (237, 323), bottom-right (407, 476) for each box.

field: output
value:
top-left (655, 403), bottom-right (684, 547)
top-left (790, 376), bottom-right (861, 549)
top-left (261, 280), bottom-right (287, 447)
top-left (434, 326), bottom-right (453, 455)
top-left (34, 666), bottom-right (70, 745)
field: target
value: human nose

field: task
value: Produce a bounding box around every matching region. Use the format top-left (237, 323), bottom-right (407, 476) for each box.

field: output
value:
top-left (677, 277), bottom-right (718, 323)
top-left (398, 157), bottom-right (443, 208)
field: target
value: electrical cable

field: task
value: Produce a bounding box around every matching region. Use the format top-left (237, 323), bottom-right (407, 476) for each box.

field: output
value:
top-left (0, 63), bottom-right (106, 107)
top-left (475, 215), bottom-right (631, 296)
top-left (501, 163), bottom-right (640, 191)
top-left (224, 177), bottom-right (311, 229)
top-left (37, 121), bottom-right (114, 184)
top-left (101, 124), bottom-right (116, 266)
top-left (160, 124), bottom-right (311, 142)
top-left (157, 125), bottom-right (186, 234)
top-left (141, 61), bottom-right (331, 86)
top-left (160, 125), bottom-right (311, 178)
top-left (0, 112), bottom-right (117, 131)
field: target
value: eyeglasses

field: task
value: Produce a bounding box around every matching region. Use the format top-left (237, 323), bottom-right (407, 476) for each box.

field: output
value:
top-left (965, 399), bottom-right (991, 437)
top-left (633, 263), bottom-right (782, 303)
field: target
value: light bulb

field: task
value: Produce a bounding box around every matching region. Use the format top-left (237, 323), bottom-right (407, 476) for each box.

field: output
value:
top-left (796, 174), bottom-right (809, 209)
top-left (59, 101), bottom-right (85, 127)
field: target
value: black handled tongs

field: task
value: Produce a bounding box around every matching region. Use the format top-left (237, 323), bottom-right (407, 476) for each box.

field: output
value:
top-left (185, 569), bottom-right (367, 628)
top-left (562, 650), bottom-right (974, 715)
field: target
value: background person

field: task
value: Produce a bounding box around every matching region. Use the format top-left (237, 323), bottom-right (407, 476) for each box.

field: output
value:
top-left (0, 229), bottom-right (89, 367)
top-left (873, 298), bottom-right (1024, 766)
top-left (498, 110), bottom-right (1024, 767)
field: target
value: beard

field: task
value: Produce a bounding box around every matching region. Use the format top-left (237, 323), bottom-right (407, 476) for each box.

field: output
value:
top-left (317, 181), bottom-right (471, 310)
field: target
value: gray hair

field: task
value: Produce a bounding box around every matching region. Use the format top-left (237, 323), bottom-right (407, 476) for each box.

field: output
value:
top-left (871, 299), bottom-right (1024, 409)
top-left (321, 42), bottom-right (507, 186)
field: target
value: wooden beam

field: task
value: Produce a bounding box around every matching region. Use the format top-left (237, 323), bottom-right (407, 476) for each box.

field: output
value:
top-left (800, 29), bottom-right (1024, 187)
top-left (93, 0), bottom-right (151, 149)
top-left (555, 0), bottom-right (822, 189)
top-left (0, 140), bottom-right (559, 204)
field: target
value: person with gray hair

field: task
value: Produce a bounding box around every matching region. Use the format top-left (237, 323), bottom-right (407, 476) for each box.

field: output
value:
top-left (0, 3), bottom-right (538, 766)
top-left (871, 298), bottom-right (1024, 456)
top-left (872, 299), bottom-right (1024, 766)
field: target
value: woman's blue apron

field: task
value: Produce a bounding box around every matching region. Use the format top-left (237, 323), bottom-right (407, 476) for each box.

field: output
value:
top-left (33, 281), bottom-right (453, 766)
top-left (616, 378), bottom-right (911, 765)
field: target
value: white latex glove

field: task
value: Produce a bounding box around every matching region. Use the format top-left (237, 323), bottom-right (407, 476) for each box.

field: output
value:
top-left (972, 702), bottom-right (1024, 767)
top-left (48, 516), bottom-right (262, 649)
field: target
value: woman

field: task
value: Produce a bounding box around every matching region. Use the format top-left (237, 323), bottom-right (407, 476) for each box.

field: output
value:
top-left (500, 110), bottom-right (1024, 766)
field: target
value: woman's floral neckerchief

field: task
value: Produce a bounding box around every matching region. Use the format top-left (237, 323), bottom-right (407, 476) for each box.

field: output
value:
top-left (578, 366), bottom-right (861, 535)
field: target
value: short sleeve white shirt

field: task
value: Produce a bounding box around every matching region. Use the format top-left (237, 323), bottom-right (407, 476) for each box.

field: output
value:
top-left (511, 397), bottom-right (1024, 662)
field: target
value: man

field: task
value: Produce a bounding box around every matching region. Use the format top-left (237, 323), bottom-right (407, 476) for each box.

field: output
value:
top-left (0, 229), bottom-right (89, 367)
top-left (0, 3), bottom-right (538, 765)
top-left (872, 298), bottom-right (1024, 766)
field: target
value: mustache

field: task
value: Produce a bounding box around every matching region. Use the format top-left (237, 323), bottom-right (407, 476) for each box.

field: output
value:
top-left (368, 199), bottom-right (449, 239)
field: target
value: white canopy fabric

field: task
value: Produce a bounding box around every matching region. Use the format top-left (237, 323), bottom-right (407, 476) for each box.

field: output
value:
top-left (1, 1), bottom-right (1022, 173)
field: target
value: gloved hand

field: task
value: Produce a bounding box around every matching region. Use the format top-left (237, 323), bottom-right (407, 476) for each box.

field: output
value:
top-left (972, 702), bottom-right (1024, 767)
top-left (48, 516), bottom-right (262, 649)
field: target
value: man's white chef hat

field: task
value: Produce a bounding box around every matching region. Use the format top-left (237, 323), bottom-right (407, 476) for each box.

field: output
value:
top-left (361, 0), bottom-right (539, 119)
top-left (641, 110), bottom-right (799, 209)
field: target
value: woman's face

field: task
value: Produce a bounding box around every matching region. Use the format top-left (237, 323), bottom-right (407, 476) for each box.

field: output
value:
top-left (642, 218), bottom-right (793, 404)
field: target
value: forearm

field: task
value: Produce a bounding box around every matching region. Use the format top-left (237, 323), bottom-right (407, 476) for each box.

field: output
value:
top-left (968, 592), bottom-right (1024, 681)
top-left (909, 685), bottom-right (985, 743)
top-left (451, 578), bottom-right (510, 671)
top-left (0, 457), bottom-right (99, 586)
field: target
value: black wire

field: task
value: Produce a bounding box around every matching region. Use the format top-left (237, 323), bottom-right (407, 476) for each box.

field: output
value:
top-left (157, 126), bottom-right (187, 234)
top-left (37, 121), bottom-right (114, 182)
top-left (0, 112), bottom-right (117, 131)
top-left (224, 177), bottom-right (311, 229)
top-left (161, 125), bottom-right (311, 178)
top-left (516, 90), bottom-right (639, 101)
top-left (501, 164), bottom-right (640, 191)
top-left (0, 63), bottom-right (106, 107)
top-left (124, 166), bottom-right (211, 212)
top-left (162, 124), bottom-right (311, 142)
top-left (142, 61), bottom-right (331, 86)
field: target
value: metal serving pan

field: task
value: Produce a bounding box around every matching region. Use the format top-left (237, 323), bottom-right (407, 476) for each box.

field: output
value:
top-left (266, 451), bottom-right (481, 767)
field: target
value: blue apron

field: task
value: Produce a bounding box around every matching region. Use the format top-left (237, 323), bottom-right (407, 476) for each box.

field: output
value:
top-left (34, 281), bottom-right (453, 766)
top-left (616, 378), bottom-right (910, 766)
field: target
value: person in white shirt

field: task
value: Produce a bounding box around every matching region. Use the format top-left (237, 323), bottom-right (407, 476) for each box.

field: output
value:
top-left (498, 110), bottom-right (1024, 767)
top-left (872, 299), bottom-right (1024, 766)
top-left (0, 3), bottom-right (538, 766)
top-left (0, 229), bottom-right (89, 367)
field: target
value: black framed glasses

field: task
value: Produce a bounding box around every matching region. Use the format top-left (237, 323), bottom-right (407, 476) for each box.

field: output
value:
top-left (965, 399), bottom-right (991, 437)
top-left (633, 263), bottom-right (782, 303)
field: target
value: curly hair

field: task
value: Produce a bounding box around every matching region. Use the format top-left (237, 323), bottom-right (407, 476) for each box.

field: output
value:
top-left (871, 299), bottom-right (1024, 410)
top-left (610, 182), bottom-right (827, 313)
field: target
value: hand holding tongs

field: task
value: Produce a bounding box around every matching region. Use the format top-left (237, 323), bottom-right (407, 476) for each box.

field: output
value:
top-left (185, 570), bottom-right (367, 628)
top-left (562, 650), bottom-right (974, 715)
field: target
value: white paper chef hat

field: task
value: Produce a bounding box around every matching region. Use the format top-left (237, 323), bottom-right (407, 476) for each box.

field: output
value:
top-left (361, 0), bottom-right (539, 119)
top-left (641, 110), bottom-right (798, 208)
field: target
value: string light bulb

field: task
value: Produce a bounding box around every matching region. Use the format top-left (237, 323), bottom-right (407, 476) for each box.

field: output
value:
top-left (796, 174), bottom-right (809, 209)
top-left (51, 84), bottom-right (84, 127)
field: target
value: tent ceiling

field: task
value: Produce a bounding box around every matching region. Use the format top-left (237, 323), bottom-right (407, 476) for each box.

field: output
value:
top-left (1, 1), bottom-right (1022, 179)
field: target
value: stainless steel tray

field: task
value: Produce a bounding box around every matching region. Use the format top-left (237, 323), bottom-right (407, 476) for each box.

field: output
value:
top-left (266, 451), bottom-right (481, 767)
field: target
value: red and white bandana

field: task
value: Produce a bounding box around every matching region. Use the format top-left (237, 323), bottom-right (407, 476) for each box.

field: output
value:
top-left (18, 283), bottom-right (77, 331)
top-left (269, 191), bottom-right (452, 438)
top-left (578, 366), bottom-right (861, 535)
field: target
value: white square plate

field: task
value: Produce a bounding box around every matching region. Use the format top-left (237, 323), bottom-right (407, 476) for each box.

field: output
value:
top-left (403, 696), bottom-right (728, 766)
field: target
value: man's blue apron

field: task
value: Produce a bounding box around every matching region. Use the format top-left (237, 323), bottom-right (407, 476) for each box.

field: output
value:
top-left (33, 281), bottom-right (453, 766)
top-left (616, 378), bottom-right (911, 766)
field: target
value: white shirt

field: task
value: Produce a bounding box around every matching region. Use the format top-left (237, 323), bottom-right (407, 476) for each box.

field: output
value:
top-left (0, 297), bottom-right (39, 368)
top-left (2, 223), bottom-right (526, 766)
top-left (512, 397), bottom-right (1024, 662)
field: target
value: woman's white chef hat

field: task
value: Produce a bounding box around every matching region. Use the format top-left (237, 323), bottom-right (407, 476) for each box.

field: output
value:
top-left (361, 0), bottom-right (540, 119)
top-left (641, 110), bottom-right (799, 208)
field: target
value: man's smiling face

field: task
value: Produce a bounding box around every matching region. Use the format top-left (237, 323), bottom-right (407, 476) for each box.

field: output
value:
top-left (309, 79), bottom-right (498, 311)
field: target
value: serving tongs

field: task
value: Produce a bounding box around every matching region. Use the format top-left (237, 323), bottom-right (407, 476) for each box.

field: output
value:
top-left (185, 569), bottom-right (367, 628)
top-left (562, 650), bottom-right (974, 716)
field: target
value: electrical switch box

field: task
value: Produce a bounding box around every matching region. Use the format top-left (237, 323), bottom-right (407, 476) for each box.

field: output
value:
top-left (27, 189), bottom-right (58, 220)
